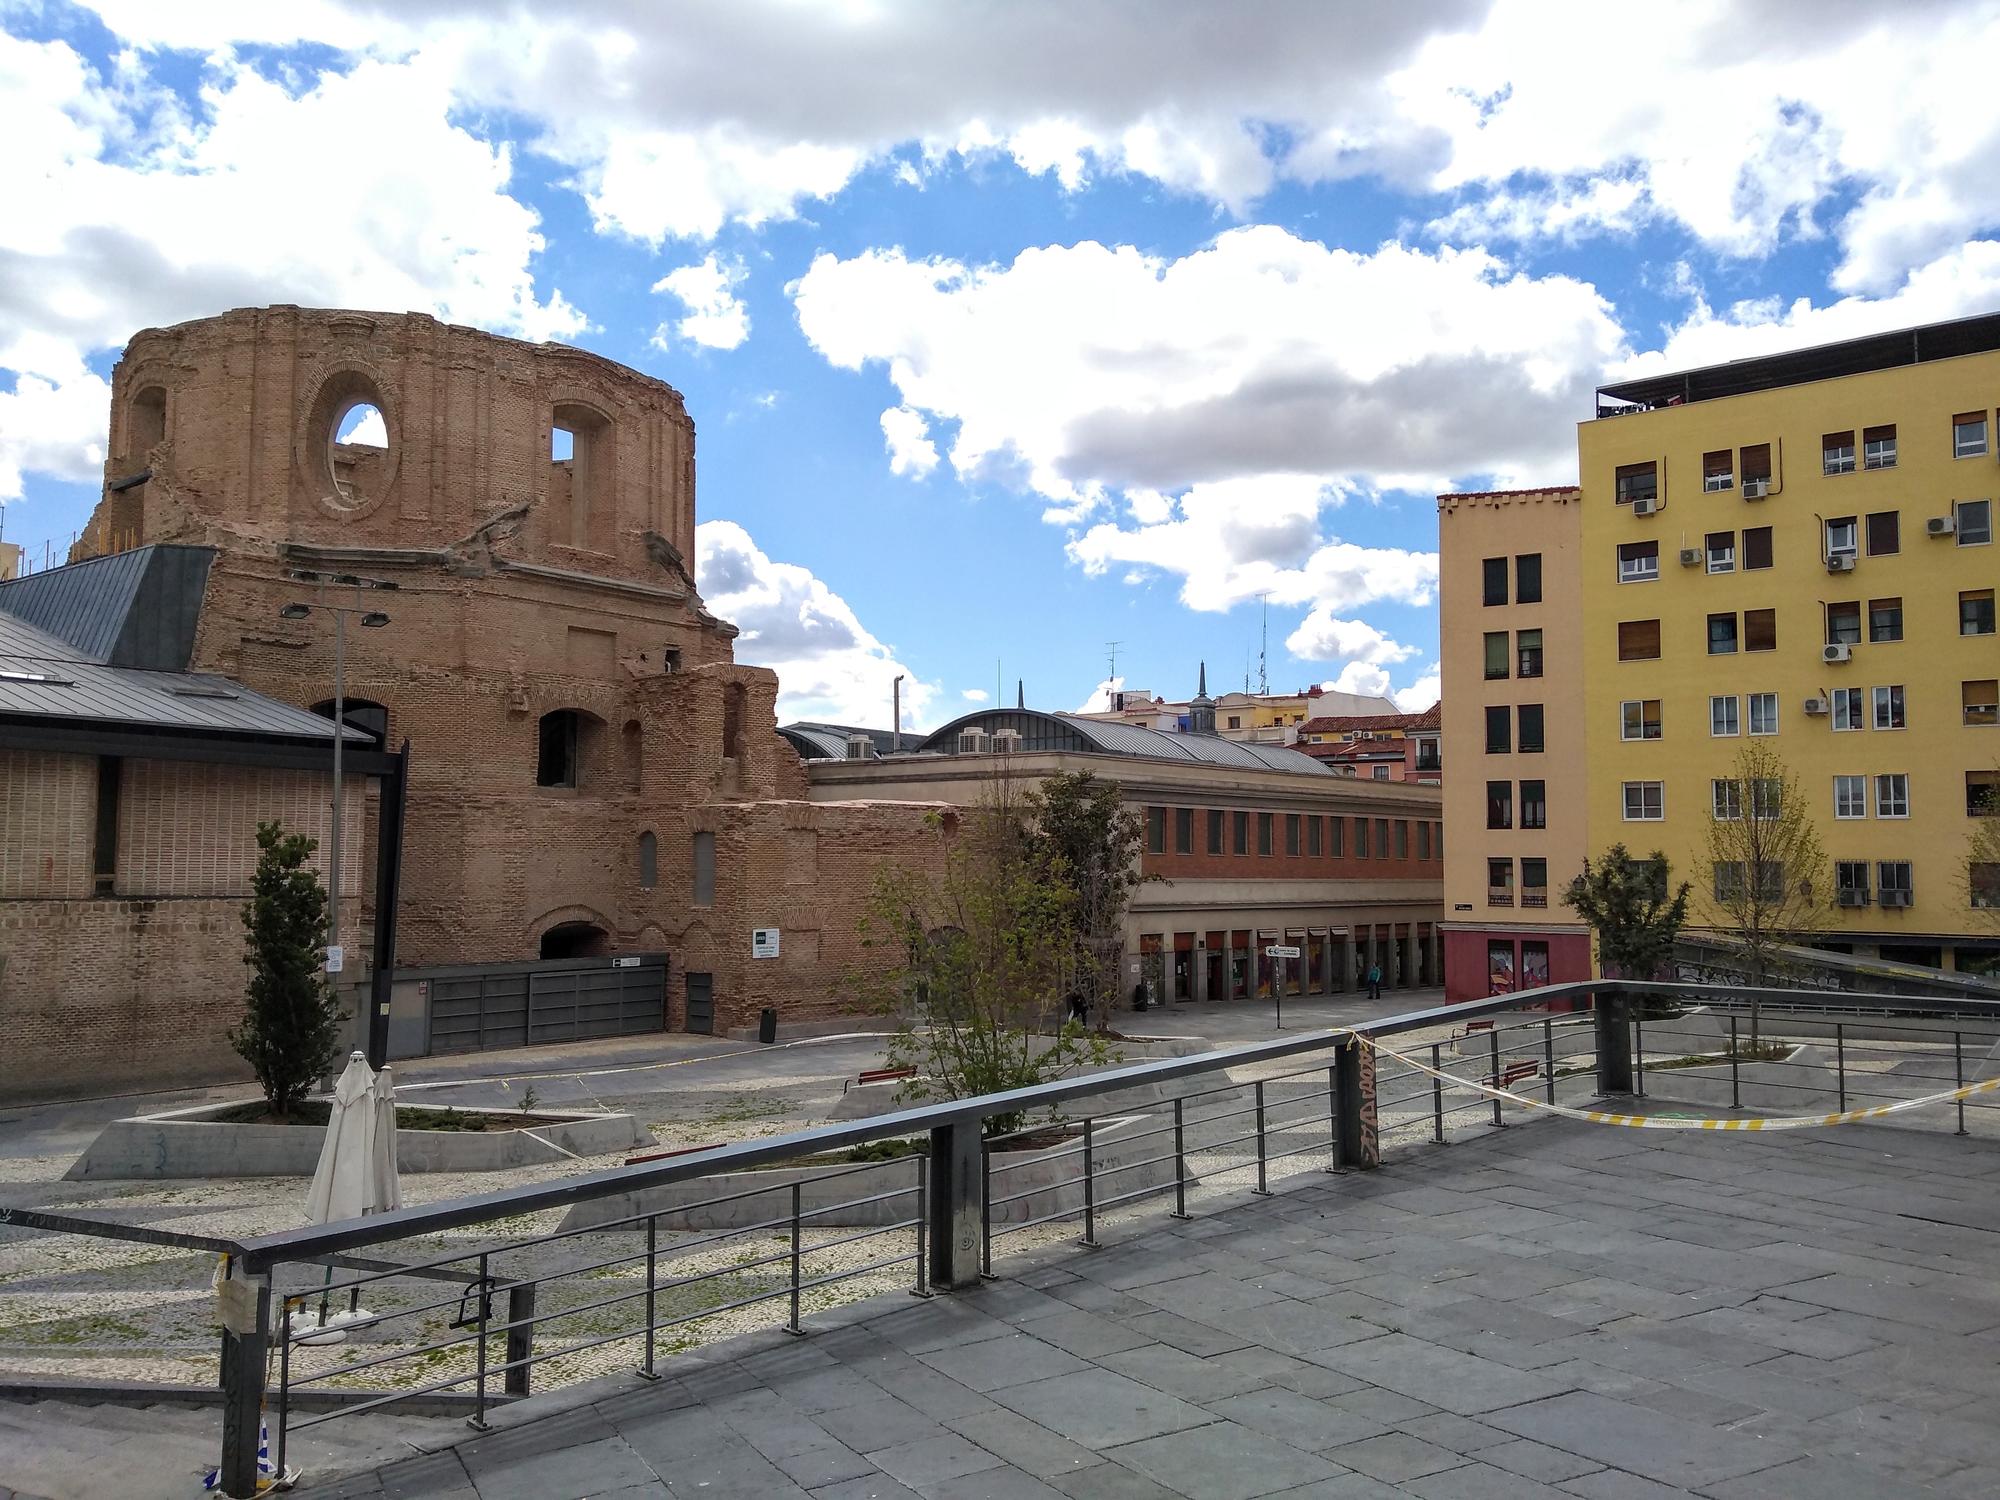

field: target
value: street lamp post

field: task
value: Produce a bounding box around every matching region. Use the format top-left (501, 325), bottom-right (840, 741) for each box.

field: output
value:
top-left (281, 572), bottom-right (395, 1014)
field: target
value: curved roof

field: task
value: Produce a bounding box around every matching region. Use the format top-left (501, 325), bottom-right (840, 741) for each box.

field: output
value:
top-left (914, 708), bottom-right (1336, 777)
top-left (779, 724), bottom-right (851, 761)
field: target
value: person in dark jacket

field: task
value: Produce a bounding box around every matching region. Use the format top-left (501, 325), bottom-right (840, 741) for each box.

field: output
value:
top-left (1366, 962), bottom-right (1382, 1000)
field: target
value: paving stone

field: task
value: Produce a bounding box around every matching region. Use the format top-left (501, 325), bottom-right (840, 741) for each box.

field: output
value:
top-left (1018, 1309), bottom-right (1159, 1360)
top-left (1304, 1331), bottom-right (1572, 1415)
top-left (1486, 1391), bottom-right (1799, 1489)
top-left (1318, 1431), bottom-right (1467, 1483)
top-left (1047, 1464), bottom-right (1186, 1499)
top-left (919, 1468), bottom-right (1075, 1500)
top-left (918, 1333), bottom-right (1092, 1392)
top-left (1475, 1438), bottom-right (1604, 1483)
top-left (1396, 1462), bottom-right (1578, 1499)
top-left (1098, 1343), bottom-right (1275, 1403)
top-left (1106, 1419), bottom-right (1339, 1500)
top-left (991, 1371), bottom-right (1215, 1450)
top-left (1393, 1413), bottom-right (1512, 1455)
top-left (944, 1409), bottom-right (1107, 1479)
top-left (815, 1395), bottom-right (954, 1453)
top-left (1116, 1309), bottom-right (1255, 1357)
top-left (865, 1433), bottom-right (1005, 1488)
top-left (1556, 1474), bottom-right (1700, 1500)
top-left (1201, 1388), bottom-right (1359, 1451)
top-left (1701, 1454), bottom-right (1949, 1500)
top-left (772, 1440), bottom-right (877, 1489)
top-left (809, 1475), bottom-right (924, 1500)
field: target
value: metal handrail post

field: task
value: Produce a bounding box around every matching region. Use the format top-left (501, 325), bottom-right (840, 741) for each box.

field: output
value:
top-left (1252, 1082), bottom-right (1270, 1195)
top-left (1323, 1065), bottom-right (1339, 1174)
top-left (1730, 1015), bottom-right (1741, 1109)
top-left (787, 1183), bottom-right (804, 1335)
top-left (1081, 1118), bottom-right (1099, 1247)
top-left (1171, 1098), bottom-right (1191, 1216)
top-left (504, 1283), bottom-right (537, 1396)
top-left (218, 1269), bottom-right (269, 1499)
top-left (1595, 989), bottom-right (1634, 1095)
top-left (275, 1300), bottom-right (293, 1485)
top-left (1634, 1013), bottom-right (1646, 1097)
top-left (928, 1119), bottom-right (983, 1290)
top-left (1543, 1018), bottom-right (1556, 1105)
top-left (1431, 1042), bottom-right (1444, 1143)
top-left (1956, 1031), bottom-right (1969, 1136)
top-left (1488, 1030), bottom-right (1504, 1127)
top-left (640, 1217), bottom-right (659, 1378)
top-left (469, 1255), bottom-right (491, 1431)
top-left (1835, 1023), bottom-right (1847, 1112)
top-left (917, 1152), bottom-right (936, 1294)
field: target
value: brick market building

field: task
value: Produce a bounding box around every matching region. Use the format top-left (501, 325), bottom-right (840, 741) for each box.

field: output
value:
top-left (790, 694), bottom-right (1446, 1001)
top-left (0, 306), bottom-right (946, 1098)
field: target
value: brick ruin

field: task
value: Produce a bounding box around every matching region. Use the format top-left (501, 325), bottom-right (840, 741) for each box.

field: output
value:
top-left (66, 305), bottom-right (946, 1045)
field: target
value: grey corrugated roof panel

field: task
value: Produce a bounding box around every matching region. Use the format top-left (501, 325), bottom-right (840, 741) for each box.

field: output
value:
top-left (0, 611), bottom-right (364, 743)
top-left (779, 725), bottom-right (851, 761)
top-left (912, 708), bottom-right (1335, 777)
top-left (0, 544), bottom-right (214, 668)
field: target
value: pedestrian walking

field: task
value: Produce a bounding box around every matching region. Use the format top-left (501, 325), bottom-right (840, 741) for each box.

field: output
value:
top-left (1366, 962), bottom-right (1382, 1000)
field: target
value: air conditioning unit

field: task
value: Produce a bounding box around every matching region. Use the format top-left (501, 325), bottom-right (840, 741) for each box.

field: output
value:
top-left (1880, 888), bottom-right (1913, 908)
top-left (844, 734), bottom-right (876, 760)
top-left (1837, 889), bottom-right (1871, 908)
top-left (1822, 642), bottom-right (1853, 665)
top-left (956, 729), bottom-right (990, 754)
top-left (992, 729), bottom-right (1023, 754)
top-left (1678, 547), bottom-right (1702, 567)
top-left (1826, 554), bottom-right (1855, 573)
top-left (1802, 694), bottom-right (1829, 716)
top-left (1743, 478), bottom-right (1771, 499)
top-left (1633, 496), bottom-right (1660, 516)
top-left (1927, 514), bottom-right (1957, 537)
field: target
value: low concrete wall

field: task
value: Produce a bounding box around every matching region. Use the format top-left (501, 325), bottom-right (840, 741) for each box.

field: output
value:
top-left (557, 1114), bottom-right (1173, 1232)
top-left (65, 1102), bottom-right (652, 1180)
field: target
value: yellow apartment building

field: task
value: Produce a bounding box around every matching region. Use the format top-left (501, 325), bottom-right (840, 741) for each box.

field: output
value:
top-left (1579, 313), bottom-right (2000, 975)
top-left (1436, 488), bottom-right (1592, 999)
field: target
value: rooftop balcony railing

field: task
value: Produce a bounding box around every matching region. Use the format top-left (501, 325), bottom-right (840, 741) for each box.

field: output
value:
top-left (9, 980), bottom-right (2000, 1495)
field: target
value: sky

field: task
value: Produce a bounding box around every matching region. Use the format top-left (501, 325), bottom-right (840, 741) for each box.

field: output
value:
top-left (4, 2), bottom-right (2000, 731)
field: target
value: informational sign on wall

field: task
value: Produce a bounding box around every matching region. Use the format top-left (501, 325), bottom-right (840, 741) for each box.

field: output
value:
top-left (752, 928), bottom-right (781, 959)
top-left (324, 945), bottom-right (345, 974)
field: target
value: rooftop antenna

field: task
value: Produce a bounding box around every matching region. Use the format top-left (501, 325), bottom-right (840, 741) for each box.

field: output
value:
top-left (1106, 640), bottom-right (1122, 683)
top-left (1255, 592), bottom-right (1271, 696)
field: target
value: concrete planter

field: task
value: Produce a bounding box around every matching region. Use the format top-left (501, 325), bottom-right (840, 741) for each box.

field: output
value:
top-left (557, 1114), bottom-right (1172, 1232)
top-left (66, 1101), bottom-right (652, 1181)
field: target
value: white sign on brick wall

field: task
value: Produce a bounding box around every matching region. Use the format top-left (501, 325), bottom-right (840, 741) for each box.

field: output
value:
top-left (752, 928), bottom-right (780, 959)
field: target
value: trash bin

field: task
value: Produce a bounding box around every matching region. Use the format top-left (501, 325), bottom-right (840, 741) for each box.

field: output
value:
top-left (758, 1007), bottom-right (778, 1044)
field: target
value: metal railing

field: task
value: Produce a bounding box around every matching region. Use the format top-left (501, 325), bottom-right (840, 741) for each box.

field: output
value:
top-left (9, 978), bottom-right (2000, 1495)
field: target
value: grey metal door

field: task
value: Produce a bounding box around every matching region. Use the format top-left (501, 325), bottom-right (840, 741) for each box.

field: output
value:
top-left (685, 973), bottom-right (714, 1035)
top-left (423, 955), bottom-right (667, 1055)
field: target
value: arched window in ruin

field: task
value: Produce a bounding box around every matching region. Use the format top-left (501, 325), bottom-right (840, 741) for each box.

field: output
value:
top-left (722, 682), bottom-right (746, 760)
top-left (540, 921), bottom-right (611, 959)
top-left (621, 718), bottom-right (643, 791)
top-left (692, 830), bottom-right (716, 906)
top-left (638, 831), bottom-right (658, 888)
top-left (536, 708), bottom-right (605, 789)
top-left (309, 370), bottom-right (397, 515)
top-left (128, 386), bottom-right (166, 456)
top-left (551, 403), bottom-right (612, 551)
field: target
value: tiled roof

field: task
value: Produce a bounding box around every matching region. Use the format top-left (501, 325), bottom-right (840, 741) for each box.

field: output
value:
top-left (1299, 703), bottom-right (1440, 736)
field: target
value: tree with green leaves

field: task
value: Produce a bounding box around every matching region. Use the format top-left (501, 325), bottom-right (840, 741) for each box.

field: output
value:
top-left (1700, 738), bottom-right (1827, 1039)
top-left (232, 820), bottom-right (345, 1119)
top-left (1023, 770), bottom-right (1148, 1029)
top-left (1562, 842), bottom-right (1691, 985)
top-left (853, 778), bottom-right (1114, 1135)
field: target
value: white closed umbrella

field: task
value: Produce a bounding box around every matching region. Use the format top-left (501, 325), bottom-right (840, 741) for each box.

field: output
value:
top-left (298, 1051), bottom-right (386, 1341)
top-left (370, 1064), bottom-right (401, 1215)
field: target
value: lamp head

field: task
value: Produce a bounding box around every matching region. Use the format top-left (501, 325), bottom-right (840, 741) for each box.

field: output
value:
top-left (278, 602), bottom-right (311, 620)
top-left (360, 611), bottom-right (391, 628)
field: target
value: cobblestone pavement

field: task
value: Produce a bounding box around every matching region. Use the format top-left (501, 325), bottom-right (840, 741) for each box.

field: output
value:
top-left (319, 1112), bottom-right (2000, 1499)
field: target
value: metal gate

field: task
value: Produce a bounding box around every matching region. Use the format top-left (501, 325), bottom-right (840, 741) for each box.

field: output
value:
top-left (684, 973), bottom-right (714, 1035)
top-left (419, 954), bottom-right (669, 1056)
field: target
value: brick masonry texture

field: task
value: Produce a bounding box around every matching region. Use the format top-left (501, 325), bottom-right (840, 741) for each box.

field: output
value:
top-left (0, 307), bottom-right (946, 1101)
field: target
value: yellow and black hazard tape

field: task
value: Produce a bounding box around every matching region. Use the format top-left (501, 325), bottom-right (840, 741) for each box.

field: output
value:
top-left (1362, 1035), bottom-right (2000, 1131)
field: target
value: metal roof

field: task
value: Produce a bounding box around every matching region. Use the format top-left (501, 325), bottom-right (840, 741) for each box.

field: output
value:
top-left (915, 709), bottom-right (1337, 777)
top-left (779, 725), bottom-right (852, 761)
top-left (0, 544), bottom-right (213, 669)
top-left (0, 609), bottom-right (365, 743)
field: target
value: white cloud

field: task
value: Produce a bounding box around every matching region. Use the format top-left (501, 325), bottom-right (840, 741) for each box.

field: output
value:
top-left (1075, 677), bottom-right (1124, 714)
top-left (695, 520), bottom-right (937, 729)
top-left (0, 35), bottom-right (581, 501)
top-left (650, 253), bottom-right (751, 350)
top-left (880, 406), bottom-right (940, 479)
top-left (1285, 609), bottom-right (1418, 666)
top-left (1390, 666), bottom-right (1441, 713)
top-left (960, 688), bottom-right (989, 703)
top-left (338, 407), bottom-right (388, 446)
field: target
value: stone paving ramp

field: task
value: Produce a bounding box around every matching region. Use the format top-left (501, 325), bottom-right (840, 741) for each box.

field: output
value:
top-left (311, 1116), bottom-right (2000, 1498)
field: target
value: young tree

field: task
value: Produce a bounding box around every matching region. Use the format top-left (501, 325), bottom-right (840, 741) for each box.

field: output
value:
top-left (232, 820), bottom-right (346, 1119)
top-left (1562, 843), bottom-right (1691, 984)
top-left (1700, 739), bottom-right (1827, 1039)
top-left (1967, 761), bottom-right (2000, 934)
top-left (1023, 771), bottom-right (1148, 1028)
top-left (854, 783), bottom-right (1114, 1135)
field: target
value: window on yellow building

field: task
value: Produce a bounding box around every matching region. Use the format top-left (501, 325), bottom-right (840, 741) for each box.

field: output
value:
top-left (1618, 619), bottom-right (1661, 660)
top-left (1617, 540), bottom-right (1659, 583)
top-left (1741, 443), bottom-right (1773, 485)
top-left (1620, 699), bottom-right (1662, 741)
top-left (1484, 631), bottom-right (1510, 680)
top-left (1823, 430), bottom-right (1856, 475)
top-left (1614, 462), bottom-right (1658, 504)
top-left (1702, 449), bottom-right (1733, 491)
top-left (1826, 602), bottom-right (1862, 646)
top-left (1863, 424), bottom-right (1897, 470)
top-left (1869, 598), bottom-right (1902, 643)
top-left (1743, 526), bottom-right (1773, 569)
top-left (1708, 613), bottom-right (1738, 654)
top-left (1866, 511), bottom-right (1900, 556)
top-left (1964, 679), bottom-right (1998, 727)
top-left (1745, 609), bottom-right (1777, 652)
top-left (1954, 411), bottom-right (1989, 459)
top-left (1962, 590), bottom-right (1995, 636)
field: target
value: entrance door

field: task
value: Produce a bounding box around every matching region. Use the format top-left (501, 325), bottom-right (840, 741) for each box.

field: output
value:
top-left (424, 954), bottom-right (666, 1055)
top-left (686, 972), bottom-right (715, 1034)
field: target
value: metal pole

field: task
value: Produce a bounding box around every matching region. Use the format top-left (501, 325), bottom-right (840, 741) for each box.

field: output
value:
top-left (275, 1299), bottom-right (292, 1485)
top-left (1955, 1031), bottom-right (1968, 1136)
top-left (1081, 1118), bottom-right (1098, 1247)
top-left (1431, 1042), bottom-right (1444, 1143)
top-left (469, 1255), bottom-right (490, 1431)
top-left (1543, 1018), bottom-right (1556, 1105)
top-left (1836, 1023), bottom-right (1847, 1112)
top-left (218, 1278), bottom-right (269, 1499)
top-left (787, 1183), bottom-right (804, 1335)
top-left (1171, 1098), bottom-right (1190, 1216)
top-left (505, 1283), bottom-right (536, 1397)
top-left (1730, 1015), bottom-right (1741, 1110)
top-left (328, 606), bottom-right (344, 970)
top-left (1634, 1013), bottom-right (1646, 1097)
top-left (1489, 1029), bottom-right (1504, 1127)
top-left (1252, 1081), bottom-right (1270, 1195)
top-left (641, 1218), bottom-right (659, 1378)
top-left (919, 1151), bottom-right (937, 1293)
top-left (1324, 1065), bottom-right (1339, 1174)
